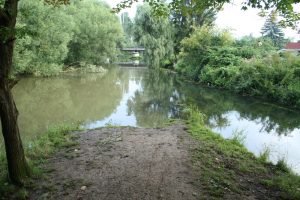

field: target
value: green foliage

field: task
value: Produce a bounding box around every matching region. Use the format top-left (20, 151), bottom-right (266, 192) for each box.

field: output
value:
top-left (264, 173), bottom-right (300, 200)
top-left (176, 25), bottom-right (300, 108)
top-left (13, 0), bottom-right (74, 76)
top-left (276, 158), bottom-right (291, 173)
top-left (175, 26), bottom-right (235, 80)
top-left (65, 0), bottom-right (123, 65)
top-left (235, 36), bottom-right (277, 58)
top-left (115, 0), bottom-right (300, 28)
top-left (26, 123), bottom-right (81, 159)
top-left (199, 53), bottom-right (300, 107)
top-left (231, 129), bottom-right (246, 145)
top-left (121, 12), bottom-right (135, 47)
top-left (134, 4), bottom-right (174, 68)
top-left (13, 0), bottom-right (122, 76)
top-left (258, 146), bottom-right (271, 163)
top-left (171, 3), bottom-right (217, 55)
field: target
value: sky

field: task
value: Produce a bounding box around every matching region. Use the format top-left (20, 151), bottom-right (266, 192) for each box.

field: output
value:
top-left (105, 0), bottom-right (300, 41)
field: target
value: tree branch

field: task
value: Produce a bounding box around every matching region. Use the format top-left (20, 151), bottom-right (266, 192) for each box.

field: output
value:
top-left (9, 78), bottom-right (19, 89)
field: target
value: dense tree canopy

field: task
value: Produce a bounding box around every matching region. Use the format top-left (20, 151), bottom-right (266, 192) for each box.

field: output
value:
top-left (13, 0), bottom-right (74, 76)
top-left (65, 0), bottom-right (123, 65)
top-left (13, 0), bottom-right (123, 76)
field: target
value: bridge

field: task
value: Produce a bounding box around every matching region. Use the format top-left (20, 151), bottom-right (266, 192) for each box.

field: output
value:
top-left (121, 47), bottom-right (145, 52)
top-left (115, 47), bottom-right (146, 67)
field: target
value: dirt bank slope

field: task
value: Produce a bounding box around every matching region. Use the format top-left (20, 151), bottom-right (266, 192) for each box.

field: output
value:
top-left (30, 125), bottom-right (200, 200)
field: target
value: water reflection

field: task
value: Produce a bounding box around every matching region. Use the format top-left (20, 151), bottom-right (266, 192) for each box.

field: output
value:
top-left (174, 76), bottom-right (300, 173)
top-left (177, 81), bottom-right (300, 136)
top-left (127, 70), bottom-right (181, 127)
top-left (2, 66), bottom-right (300, 173)
top-left (12, 68), bottom-right (123, 140)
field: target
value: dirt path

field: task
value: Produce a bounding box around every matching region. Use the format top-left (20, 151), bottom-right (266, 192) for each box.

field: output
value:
top-left (30, 124), bottom-right (201, 200)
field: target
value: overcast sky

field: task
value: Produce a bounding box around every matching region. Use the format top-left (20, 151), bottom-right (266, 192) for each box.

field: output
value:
top-left (105, 0), bottom-right (300, 41)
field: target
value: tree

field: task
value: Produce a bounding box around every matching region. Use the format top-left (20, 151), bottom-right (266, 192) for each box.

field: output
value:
top-left (121, 12), bottom-right (134, 46)
top-left (0, 0), bottom-right (69, 186)
top-left (13, 0), bottom-right (74, 76)
top-left (65, 0), bottom-right (123, 65)
top-left (134, 4), bottom-right (174, 68)
top-left (171, 0), bottom-right (217, 55)
top-left (261, 11), bottom-right (285, 48)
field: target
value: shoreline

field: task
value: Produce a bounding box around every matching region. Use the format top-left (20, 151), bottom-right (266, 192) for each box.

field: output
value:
top-left (1, 113), bottom-right (299, 199)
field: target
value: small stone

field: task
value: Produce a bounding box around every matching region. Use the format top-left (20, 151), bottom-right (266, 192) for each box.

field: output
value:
top-left (75, 149), bottom-right (79, 152)
top-left (81, 186), bottom-right (87, 191)
top-left (192, 193), bottom-right (197, 196)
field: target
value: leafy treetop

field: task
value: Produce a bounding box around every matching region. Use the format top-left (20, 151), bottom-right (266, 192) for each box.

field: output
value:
top-left (113, 0), bottom-right (300, 28)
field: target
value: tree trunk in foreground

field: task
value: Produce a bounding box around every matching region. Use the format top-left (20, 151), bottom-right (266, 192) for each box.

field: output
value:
top-left (0, 0), bottom-right (29, 186)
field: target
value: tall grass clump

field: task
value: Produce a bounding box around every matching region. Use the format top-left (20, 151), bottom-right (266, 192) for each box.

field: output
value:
top-left (258, 146), bottom-right (271, 163)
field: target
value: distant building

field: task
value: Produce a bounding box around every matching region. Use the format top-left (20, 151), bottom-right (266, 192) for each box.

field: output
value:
top-left (281, 41), bottom-right (300, 54)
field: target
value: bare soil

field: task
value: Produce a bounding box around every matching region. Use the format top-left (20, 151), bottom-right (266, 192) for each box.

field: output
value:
top-left (27, 124), bottom-right (283, 200)
top-left (30, 124), bottom-right (201, 200)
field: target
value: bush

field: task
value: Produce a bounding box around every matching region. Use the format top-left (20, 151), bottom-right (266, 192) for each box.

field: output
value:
top-left (175, 25), bottom-right (300, 108)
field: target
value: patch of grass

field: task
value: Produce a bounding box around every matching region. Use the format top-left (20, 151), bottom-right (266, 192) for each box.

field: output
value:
top-left (231, 129), bottom-right (246, 145)
top-left (183, 105), bottom-right (300, 199)
top-left (263, 173), bottom-right (300, 200)
top-left (276, 158), bottom-right (291, 173)
top-left (0, 123), bottom-right (82, 199)
top-left (258, 146), bottom-right (271, 163)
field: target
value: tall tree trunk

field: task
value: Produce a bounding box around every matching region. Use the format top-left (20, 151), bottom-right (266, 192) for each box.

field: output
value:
top-left (0, 0), bottom-right (29, 186)
top-left (0, 81), bottom-right (29, 186)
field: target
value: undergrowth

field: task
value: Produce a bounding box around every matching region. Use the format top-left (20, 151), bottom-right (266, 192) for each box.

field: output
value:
top-left (0, 123), bottom-right (82, 199)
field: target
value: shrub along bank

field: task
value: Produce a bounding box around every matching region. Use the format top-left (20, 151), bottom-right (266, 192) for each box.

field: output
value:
top-left (175, 26), bottom-right (300, 108)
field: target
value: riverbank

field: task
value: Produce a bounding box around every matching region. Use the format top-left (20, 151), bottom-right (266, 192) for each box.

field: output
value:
top-left (160, 67), bottom-right (300, 112)
top-left (1, 112), bottom-right (299, 199)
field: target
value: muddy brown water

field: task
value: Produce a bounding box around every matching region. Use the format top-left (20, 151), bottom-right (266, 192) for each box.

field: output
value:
top-left (1, 66), bottom-right (300, 173)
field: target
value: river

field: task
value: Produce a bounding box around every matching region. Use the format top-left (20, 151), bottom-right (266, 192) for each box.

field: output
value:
top-left (2, 66), bottom-right (300, 173)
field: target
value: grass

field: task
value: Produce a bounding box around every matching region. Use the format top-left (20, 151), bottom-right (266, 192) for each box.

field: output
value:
top-left (258, 146), bottom-right (271, 163)
top-left (183, 105), bottom-right (300, 199)
top-left (0, 123), bottom-right (82, 199)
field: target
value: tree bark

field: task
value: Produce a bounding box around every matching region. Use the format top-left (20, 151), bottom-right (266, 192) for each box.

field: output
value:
top-left (0, 81), bottom-right (29, 186)
top-left (0, 0), bottom-right (29, 186)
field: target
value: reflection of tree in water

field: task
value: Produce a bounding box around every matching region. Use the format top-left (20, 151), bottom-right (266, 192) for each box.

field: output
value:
top-left (9, 66), bottom-right (300, 141)
top-left (12, 68), bottom-right (123, 140)
top-left (209, 115), bottom-right (230, 129)
top-left (176, 79), bottom-right (300, 135)
top-left (127, 70), bottom-right (181, 127)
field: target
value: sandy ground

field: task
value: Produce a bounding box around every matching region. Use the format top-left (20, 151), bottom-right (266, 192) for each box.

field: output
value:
top-left (30, 124), bottom-right (201, 200)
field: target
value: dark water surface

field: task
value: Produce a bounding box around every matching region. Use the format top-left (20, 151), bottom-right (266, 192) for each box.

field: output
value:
top-left (4, 66), bottom-right (300, 173)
